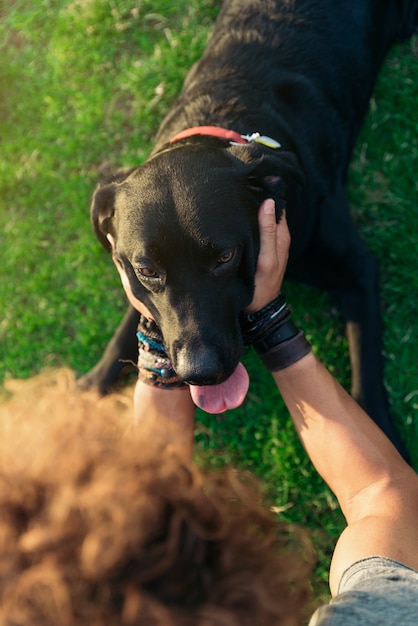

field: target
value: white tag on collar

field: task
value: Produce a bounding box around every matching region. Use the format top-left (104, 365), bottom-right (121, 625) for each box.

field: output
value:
top-left (241, 132), bottom-right (281, 149)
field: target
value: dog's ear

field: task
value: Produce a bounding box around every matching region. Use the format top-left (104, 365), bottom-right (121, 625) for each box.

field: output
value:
top-left (227, 143), bottom-right (305, 218)
top-left (90, 168), bottom-right (136, 251)
top-left (90, 184), bottom-right (117, 252)
top-left (253, 149), bottom-right (305, 186)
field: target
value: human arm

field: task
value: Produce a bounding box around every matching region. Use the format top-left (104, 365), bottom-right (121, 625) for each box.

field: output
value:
top-left (117, 270), bottom-right (195, 452)
top-left (249, 199), bottom-right (418, 595)
top-left (106, 233), bottom-right (196, 454)
top-left (273, 354), bottom-right (418, 595)
top-left (133, 381), bottom-right (195, 455)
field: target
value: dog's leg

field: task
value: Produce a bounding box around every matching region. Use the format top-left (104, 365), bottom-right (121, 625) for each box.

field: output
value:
top-left (289, 195), bottom-right (409, 460)
top-left (78, 305), bottom-right (139, 394)
top-left (332, 263), bottom-right (409, 461)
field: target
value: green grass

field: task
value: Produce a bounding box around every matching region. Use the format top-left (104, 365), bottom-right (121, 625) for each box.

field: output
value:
top-left (1, 0), bottom-right (417, 602)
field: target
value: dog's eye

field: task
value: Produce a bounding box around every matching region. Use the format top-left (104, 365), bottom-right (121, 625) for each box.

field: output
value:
top-left (138, 267), bottom-right (158, 278)
top-left (218, 250), bottom-right (234, 264)
top-left (212, 247), bottom-right (241, 277)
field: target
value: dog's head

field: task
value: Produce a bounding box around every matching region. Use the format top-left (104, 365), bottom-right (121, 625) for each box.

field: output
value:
top-left (91, 137), bottom-right (303, 387)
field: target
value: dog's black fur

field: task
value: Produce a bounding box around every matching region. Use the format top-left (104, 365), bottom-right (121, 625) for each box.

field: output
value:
top-left (82, 0), bottom-right (417, 455)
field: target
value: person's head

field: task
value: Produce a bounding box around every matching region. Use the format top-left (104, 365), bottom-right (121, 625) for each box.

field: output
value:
top-left (0, 369), bottom-right (312, 625)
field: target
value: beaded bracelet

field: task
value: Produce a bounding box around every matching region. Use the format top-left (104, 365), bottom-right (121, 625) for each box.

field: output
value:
top-left (136, 315), bottom-right (187, 390)
top-left (240, 295), bottom-right (312, 371)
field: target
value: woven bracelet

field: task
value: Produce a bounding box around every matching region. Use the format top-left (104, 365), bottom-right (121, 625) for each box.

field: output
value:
top-left (136, 315), bottom-right (187, 390)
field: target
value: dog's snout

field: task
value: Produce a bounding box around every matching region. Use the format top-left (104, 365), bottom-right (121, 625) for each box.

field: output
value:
top-left (173, 343), bottom-right (224, 386)
top-left (184, 372), bottom-right (223, 386)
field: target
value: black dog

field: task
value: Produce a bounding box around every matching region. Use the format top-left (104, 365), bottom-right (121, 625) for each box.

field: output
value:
top-left (82, 0), bottom-right (417, 455)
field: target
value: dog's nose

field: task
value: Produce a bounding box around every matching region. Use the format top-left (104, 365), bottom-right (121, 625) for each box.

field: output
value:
top-left (174, 344), bottom-right (224, 386)
top-left (184, 372), bottom-right (223, 386)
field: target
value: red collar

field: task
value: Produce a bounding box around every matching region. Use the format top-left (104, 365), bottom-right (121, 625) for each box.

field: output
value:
top-left (169, 126), bottom-right (248, 145)
top-left (169, 126), bottom-right (281, 150)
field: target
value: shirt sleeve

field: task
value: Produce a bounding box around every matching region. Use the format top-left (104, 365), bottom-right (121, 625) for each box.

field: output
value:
top-left (308, 556), bottom-right (418, 626)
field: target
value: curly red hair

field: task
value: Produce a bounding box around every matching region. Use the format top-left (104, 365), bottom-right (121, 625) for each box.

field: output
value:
top-left (0, 370), bottom-right (313, 625)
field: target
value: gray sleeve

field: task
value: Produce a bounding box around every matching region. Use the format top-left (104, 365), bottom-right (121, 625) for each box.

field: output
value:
top-left (308, 556), bottom-right (418, 626)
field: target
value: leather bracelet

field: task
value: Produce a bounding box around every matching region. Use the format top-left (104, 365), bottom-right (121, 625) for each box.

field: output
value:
top-left (240, 294), bottom-right (312, 371)
top-left (260, 330), bottom-right (312, 372)
top-left (252, 318), bottom-right (300, 354)
top-left (240, 294), bottom-right (287, 337)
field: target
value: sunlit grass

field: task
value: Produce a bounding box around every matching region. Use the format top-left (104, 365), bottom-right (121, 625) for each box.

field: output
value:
top-left (1, 0), bottom-right (417, 599)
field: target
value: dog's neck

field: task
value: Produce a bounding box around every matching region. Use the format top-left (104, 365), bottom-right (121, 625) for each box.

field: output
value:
top-left (169, 126), bottom-right (281, 149)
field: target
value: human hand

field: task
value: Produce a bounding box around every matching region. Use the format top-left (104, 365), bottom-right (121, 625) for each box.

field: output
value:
top-left (245, 199), bottom-right (291, 313)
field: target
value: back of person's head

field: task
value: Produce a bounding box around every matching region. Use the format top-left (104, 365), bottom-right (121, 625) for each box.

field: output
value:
top-left (0, 369), bottom-right (312, 625)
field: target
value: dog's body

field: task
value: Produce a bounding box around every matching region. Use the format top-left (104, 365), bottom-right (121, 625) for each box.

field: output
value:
top-left (83, 0), bottom-right (417, 454)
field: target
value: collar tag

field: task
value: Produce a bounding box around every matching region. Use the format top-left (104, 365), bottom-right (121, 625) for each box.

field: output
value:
top-left (234, 132), bottom-right (281, 149)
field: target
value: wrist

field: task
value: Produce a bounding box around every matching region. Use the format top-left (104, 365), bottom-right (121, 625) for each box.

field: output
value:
top-left (240, 294), bottom-right (290, 342)
top-left (260, 330), bottom-right (312, 371)
top-left (137, 314), bottom-right (188, 389)
top-left (240, 294), bottom-right (312, 371)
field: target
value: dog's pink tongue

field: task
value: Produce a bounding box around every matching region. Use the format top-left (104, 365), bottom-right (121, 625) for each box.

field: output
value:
top-left (189, 362), bottom-right (249, 414)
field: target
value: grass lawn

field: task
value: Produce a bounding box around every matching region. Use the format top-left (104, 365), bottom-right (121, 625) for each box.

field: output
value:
top-left (1, 0), bottom-right (417, 601)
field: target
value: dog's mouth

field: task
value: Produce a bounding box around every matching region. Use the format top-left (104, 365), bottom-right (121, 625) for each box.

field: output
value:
top-left (136, 314), bottom-right (249, 413)
top-left (188, 362), bottom-right (249, 414)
